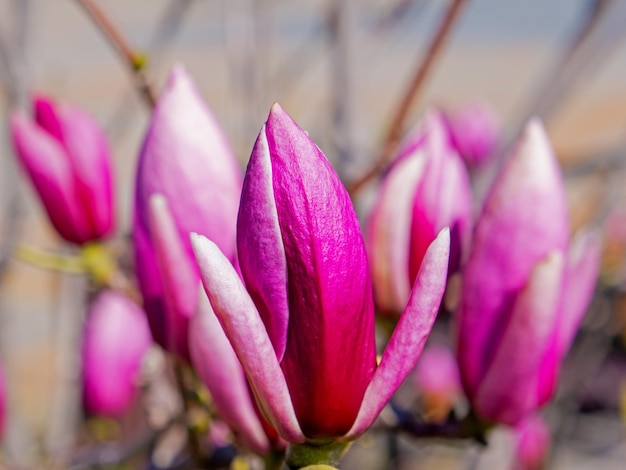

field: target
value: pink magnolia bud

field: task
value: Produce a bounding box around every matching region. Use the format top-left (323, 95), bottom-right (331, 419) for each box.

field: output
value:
top-left (192, 103), bottom-right (451, 443)
top-left (367, 111), bottom-right (472, 314)
top-left (10, 95), bottom-right (114, 244)
top-left (512, 415), bottom-right (550, 470)
top-left (456, 120), bottom-right (601, 425)
top-left (132, 65), bottom-right (242, 356)
top-left (412, 344), bottom-right (461, 423)
top-left (82, 290), bottom-right (152, 417)
top-left (442, 101), bottom-right (500, 167)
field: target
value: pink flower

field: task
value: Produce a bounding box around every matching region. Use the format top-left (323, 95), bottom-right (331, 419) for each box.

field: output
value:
top-left (412, 344), bottom-right (461, 423)
top-left (512, 415), bottom-right (550, 470)
top-left (10, 95), bottom-right (114, 244)
top-left (456, 120), bottom-right (601, 425)
top-left (192, 103), bottom-right (450, 442)
top-left (367, 111), bottom-right (472, 314)
top-left (132, 65), bottom-right (242, 356)
top-left (82, 291), bottom-right (152, 417)
top-left (442, 100), bottom-right (500, 167)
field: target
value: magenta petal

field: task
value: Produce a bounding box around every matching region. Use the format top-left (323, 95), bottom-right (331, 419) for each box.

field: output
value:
top-left (148, 195), bottom-right (197, 360)
top-left (536, 229), bottom-right (602, 405)
top-left (264, 104), bottom-right (377, 438)
top-left (473, 253), bottom-right (564, 425)
top-left (82, 291), bottom-right (152, 417)
top-left (10, 112), bottom-right (89, 243)
top-left (456, 119), bottom-right (568, 398)
top-left (346, 228), bottom-right (450, 439)
top-left (189, 292), bottom-right (269, 453)
top-left (237, 127), bottom-right (289, 360)
top-left (191, 234), bottom-right (305, 443)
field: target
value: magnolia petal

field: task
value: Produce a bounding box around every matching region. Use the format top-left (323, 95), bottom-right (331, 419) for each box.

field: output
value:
top-left (10, 112), bottom-right (89, 243)
top-left (189, 292), bottom-right (270, 453)
top-left (536, 229), bottom-right (602, 405)
top-left (191, 234), bottom-right (305, 443)
top-left (346, 228), bottom-right (450, 439)
top-left (148, 195), bottom-right (197, 360)
top-left (367, 146), bottom-right (427, 313)
top-left (237, 127), bottom-right (289, 360)
top-left (474, 253), bottom-right (563, 425)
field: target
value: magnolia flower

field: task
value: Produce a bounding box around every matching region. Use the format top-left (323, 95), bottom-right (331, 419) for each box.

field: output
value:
top-left (82, 291), bottom-right (152, 417)
top-left (442, 100), bottom-right (500, 168)
top-left (11, 95), bottom-right (114, 244)
top-left (133, 65), bottom-right (242, 356)
top-left (367, 111), bottom-right (472, 314)
top-left (192, 103), bottom-right (450, 444)
top-left (412, 344), bottom-right (462, 423)
top-left (456, 120), bottom-right (601, 425)
top-left (512, 415), bottom-right (550, 470)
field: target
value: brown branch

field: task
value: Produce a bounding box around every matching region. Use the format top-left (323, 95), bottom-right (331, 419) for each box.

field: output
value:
top-left (74, 0), bottom-right (157, 108)
top-left (347, 0), bottom-right (468, 196)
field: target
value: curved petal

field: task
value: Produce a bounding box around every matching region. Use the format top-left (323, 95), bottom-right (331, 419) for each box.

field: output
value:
top-left (148, 195), bottom-right (197, 360)
top-left (237, 127), bottom-right (289, 360)
top-left (346, 228), bottom-right (450, 439)
top-left (10, 112), bottom-right (89, 243)
top-left (191, 233), bottom-right (305, 443)
top-left (367, 147), bottom-right (427, 313)
top-left (189, 291), bottom-right (269, 453)
top-left (473, 253), bottom-right (563, 425)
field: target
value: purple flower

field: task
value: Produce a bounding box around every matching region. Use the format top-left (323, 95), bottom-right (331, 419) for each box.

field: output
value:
top-left (456, 120), bottom-right (601, 425)
top-left (10, 95), bottom-right (114, 244)
top-left (367, 111), bottom-right (472, 314)
top-left (442, 100), bottom-right (500, 168)
top-left (132, 65), bottom-right (242, 356)
top-left (512, 414), bottom-right (550, 470)
top-left (82, 291), bottom-right (152, 417)
top-left (192, 103), bottom-right (450, 443)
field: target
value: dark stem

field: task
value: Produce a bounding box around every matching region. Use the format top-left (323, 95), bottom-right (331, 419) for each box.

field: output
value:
top-left (346, 0), bottom-right (468, 196)
top-left (74, 0), bottom-right (157, 108)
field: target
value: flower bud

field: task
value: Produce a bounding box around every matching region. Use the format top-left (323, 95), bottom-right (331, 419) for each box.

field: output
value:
top-left (192, 103), bottom-right (451, 443)
top-left (11, 95), bottom-right (114, 244)
top-left (82, 291), bottom-right (152, 417)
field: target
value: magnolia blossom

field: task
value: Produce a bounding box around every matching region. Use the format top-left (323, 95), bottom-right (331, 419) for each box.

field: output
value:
top-left (442, 100), bottom-right (500, 167)
top-left (192, 103), bottom-right (450, 443)
top-left (82, 291), bottom-right (152, 417)
top-left (512, 415), bottom-right (551, 470)
top-left (456, 120), bottom-right (601, 425)
top-left (367, 111), bottom-right (472, 314)
top-left (11, 95), bottom-right (114, 244)
top-left (133, 65), bottom-right (242, 356)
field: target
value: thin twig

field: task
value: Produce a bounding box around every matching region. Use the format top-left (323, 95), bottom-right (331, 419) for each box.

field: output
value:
top-left (347, 0), bottom-right (468, 196)
top-left (74, 0), bottom-right (157, 108)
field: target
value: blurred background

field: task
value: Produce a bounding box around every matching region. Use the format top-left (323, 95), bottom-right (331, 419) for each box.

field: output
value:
top-left (0, 0), bottom-right (625, 468)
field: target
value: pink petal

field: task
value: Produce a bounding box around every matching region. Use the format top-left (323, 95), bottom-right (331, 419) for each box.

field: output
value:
top-left (191, 233), bottom-right (305, 443)
top-left (237, 127), bottom-right (289, 360)
top-left (346, 228), bottom-right (450, 439)
top-left (473, 253), bottom-right (564, 425)
top-left (148, 195), bottom-right (197, 360)
top-left (189, 292), bottom-right (269, 453)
